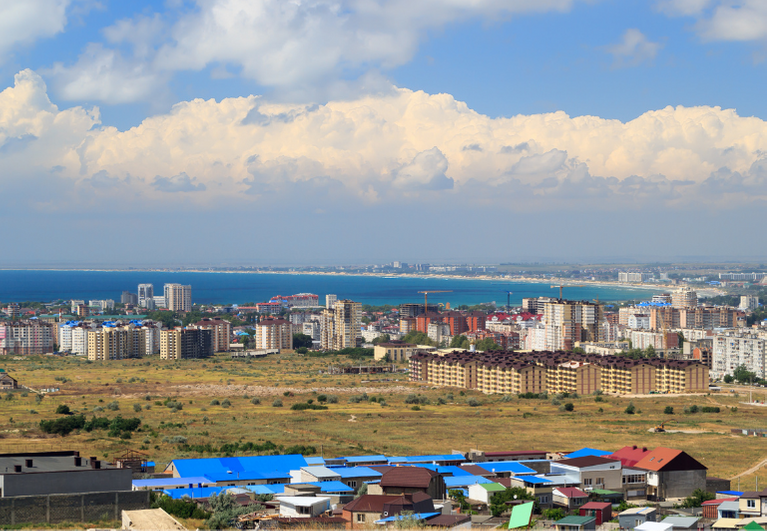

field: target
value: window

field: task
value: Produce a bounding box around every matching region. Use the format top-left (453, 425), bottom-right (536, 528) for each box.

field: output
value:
top-left (584, 478), bottom-right (593, 485)
top-left (357, 514), bottom-right (365, 522)
top-left (348, 481), bottom-right (357, 488)
top-left (748, 499), bottom-right (756, 508)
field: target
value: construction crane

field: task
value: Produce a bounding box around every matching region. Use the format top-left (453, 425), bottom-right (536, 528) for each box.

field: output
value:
top-left (418, 290), bottom-right (452, 312)
top-left (550, 284), bottom-right (585, 300)
top-left (505, 291), bottom-right (513, 310)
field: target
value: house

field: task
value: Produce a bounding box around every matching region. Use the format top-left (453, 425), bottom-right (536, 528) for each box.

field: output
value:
top-left (421, 514), bottom-right (472, 530)
top-left (609, 445), bottom-right (651, 499)
top-left (554, 515), bottom-right (596, 531)
top-left (475, 461), bottom-right (538, 478)
top-left (579, 501), bottom-right (611, 525)
top-left (508, 476), bottom-right (554, 508)
top-left (550, 456), bottom-right (623, 492)
top-left (740, 490), bottom-right (767, 518)
top-left (552, 487), bottom-right (589, 511)
top-left (467, 482), bottom-right (506, 504)
top-left (634, 447), bottom-right (707, 500)
top-left (277, 496), bottom-right (331, 518)
top-left (333, 466), bottom-right (382, 491)
top-left (718, 500), bottom-right (740, 519)
top-left (660, 516), bottom-right (700, 530)
top-left (299, 466), bottom-right (341, 483)
top-left (164, 454), bottom-right (305, 485)
top-left (370, 467), bottom-right (446, 500)
top-left (0, 370), bottom-right (18, 390)
top-left (341, 493), bottom-right (434, 528)
top-left (703, 498), bottom-right (738, 519)
top-left (618, 506), bottom-right (657, 529)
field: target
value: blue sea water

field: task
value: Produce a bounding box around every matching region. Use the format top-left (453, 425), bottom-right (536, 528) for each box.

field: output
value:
top-left (0, 270), bottom-right (659, 307)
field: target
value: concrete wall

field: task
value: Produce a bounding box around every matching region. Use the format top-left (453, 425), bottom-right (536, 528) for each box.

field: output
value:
top-left (0, 490), bottom-right (149, 526)
top-left (1, 468), bottom-right (133, 497)
top-left (661, 469), bottom-right (706, 499)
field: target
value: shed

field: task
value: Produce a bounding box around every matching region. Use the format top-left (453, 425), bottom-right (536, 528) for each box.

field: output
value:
top-left (618, 506), bottom-right (657, 529)
top-left (467, 482), bottom-right (506, 504)
top-left (661, 516), bottom-right (700, 530)
top-left (276, 496), bottom-right (331, 518)
top-left (554, 515), bottom-right (596, 531)
top-left (579, 501), bottom-right (611, 525)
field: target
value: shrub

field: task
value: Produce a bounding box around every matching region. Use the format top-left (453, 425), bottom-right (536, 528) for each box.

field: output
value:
top-left (93, 406), bottom-right (104, 412)
top-left (625, 402), bottom-right (636, 415)
top-left (405, 394), bottom-right (420, 404)
top-left (467, 398), bottom-right (481, 407)
top-left (221, 399), bottom-right (231, 408)
top-left (272, 399), bottom-right (283, 407)
top-left (317, 394), bottom-right (327, 403)
top-left (133, 403), bottom-right (142, 412)
top-left (290, 403), bottom-right (328, 411)
top-left (437, 397), bottom-right (446, 405)
top-left (701, 406), bottom-right (720, 413)
top-left (411, 405), bottom-right (421, 411)
top-left (327, 395), bottom-right (338, 404)
top-left (551, 398), bottom-right (561, 406)
top-left (500, 395), bottom-right (514, 402)
top-left (563, 402), bottom-right (574, 412)
top-left (664, 406), bottom-right (674, 414)
top-left (165, 400), bottom-right (183, 410)
top-left (684, 405), bottom-right (700, 414)
top-left (250, 397), bottom-right (261, 405)
top-left (594, 395), bottom-right (604, 403)
top-left (210, 399), bottom-right (220, 406)
top-left (162, 435), bottom-right (188, 444)
top-left (152, 494), bottom-right (210, 520)
top-left (39, 414), bottom-right (86, 435)
top-left (106, 401), bottom-right (120, 411)
top-left (55, 404), bottom-right (71, 415)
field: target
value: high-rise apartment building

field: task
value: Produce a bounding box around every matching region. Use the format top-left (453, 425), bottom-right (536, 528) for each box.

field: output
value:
top-left (325, 294), bottom-right (337, 309)
top-left (320, 300), bottom-right (362, 350)
top-left (740, 296), bottom-right (760, 311)
top-left (164, 284), bottom-right (192, 312)
top-left (121, 291), bottom-right (138, 305)
top-left (543, 300), bottom-right (603, 351)
top-left (712, 331), bottom-right (767, 380)
top-left (254, 318), bottom-right (292, 350)
top-left (138, 284), bottom-right (154, 308)
top-left (0, 321), bottom-right (55, 355)
top-left (160, 328), bottom-right (212, 359)
top-left (86, 326), bottom-right (145, 361)
top-left (672, 287), bottom-right (697, 309)
top-left (3, 303), bottom-right (20, 319)
top-left (193, 318), bottom-right (232, 353)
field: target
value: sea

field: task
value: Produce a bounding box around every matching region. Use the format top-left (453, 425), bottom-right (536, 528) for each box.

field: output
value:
top-left (0, 270), bottom-right (660, 307)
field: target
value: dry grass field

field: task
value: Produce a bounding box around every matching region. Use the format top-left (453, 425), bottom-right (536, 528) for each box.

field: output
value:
top-left (2, 352), bottom-right (767, 491)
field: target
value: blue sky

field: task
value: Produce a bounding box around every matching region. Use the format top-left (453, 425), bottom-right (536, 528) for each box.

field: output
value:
top-left (2, 0), bottom-right (767, 266)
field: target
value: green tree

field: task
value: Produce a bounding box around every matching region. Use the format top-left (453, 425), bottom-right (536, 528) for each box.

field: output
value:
top-left (206, 492), bottom-right (263, 529)
top-left (542, 508), bottom-right (565, 521)
top-left (680, 489), bottom-right (715, 508)
top-left (449, 335), bottom-right (470, 349)
top-left (625, 402), bottom-right (636, 415)
top-left (181, 310), bottom-right (203, 327)
top-left (644, 345), bottom-right (656, 358)
top-left (402, 331), bottom-right (434, 346)
top-left (723, 374), bottom-right (734, 384)
top-left (292, 333), bottom-right (313, 349)
top-left (664, 406), bottom-right (674, 414)
top-left (489, 487), bottom-right (536, 517)
top-left (475, 338), bottom-right (501, 351)
top-left (734, 364), bottom-right (757, 383)
top-left (448, 489), bottom-right (471, 513)
top-left (372, 334), bottom-right (391, 345)
top-left (146, 310), bottom-right (179, 329)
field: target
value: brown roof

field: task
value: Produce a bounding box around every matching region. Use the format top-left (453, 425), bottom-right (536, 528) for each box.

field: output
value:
top-left (460, 464), bottom-right (494, 476)
top-left (557, 456), bottom-right (622, 469)
top-left (424, 514), bottom-right (471, 527)
top-left (342, 495), bottom-right (407, 513)
top-left (634, 447), bottom-right (706, 472)
top-left (379, 467), bottom-right (439, 488)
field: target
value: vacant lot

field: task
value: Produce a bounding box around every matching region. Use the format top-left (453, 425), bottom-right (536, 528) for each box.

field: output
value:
top-left (2, 353), bottom-right (767, 489)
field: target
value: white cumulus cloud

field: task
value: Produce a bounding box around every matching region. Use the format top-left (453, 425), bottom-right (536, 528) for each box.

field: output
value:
top-left (0, 0), bottom-right (69, 62)
top-left (605, 29), bottom-right (663, 68)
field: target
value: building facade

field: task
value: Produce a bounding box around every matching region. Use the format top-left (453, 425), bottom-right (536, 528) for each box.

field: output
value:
top-left (160, 328), bottom-right (212, 359)
top-left (0, 321), bottom-right (55, 355)
top-left (164, 284), bottom-right (192, 312)
top-left (254, 319), bottom-right (292, 350)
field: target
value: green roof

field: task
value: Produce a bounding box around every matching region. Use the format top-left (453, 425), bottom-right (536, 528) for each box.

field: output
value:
top-left (555, 515), bottom-right (596, 525)
top-left (481, 482), bottom-right (507, 492)
top-left (743, 522), bottom-right (765, 531)
top-left (589, 489), bottom-right (622, 495)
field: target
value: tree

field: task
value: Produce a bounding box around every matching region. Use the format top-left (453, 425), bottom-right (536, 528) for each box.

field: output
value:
top-left (563, 402), bottom-right (574, 412)
top-left (664, 406), bottom-right (674, 414)
top-left (680, 488), bottom-right (715, 508)
top-left (449, 335), bottom-right (470, 349)
top-left (402, 331), bottom-right (434, 346)
top-left (542, 508), bottom-right (565, 521)
top-left (734, 364), bottom-right (757, 384)
top-left (207, 492), bottom-right (263, 529)
top-left (723, 374), bottom-right (734, 384)
top-left (356, 482), bottom-right (368, 498)
top-left (372, 334), bottom-right (391, 345)
top-left (448, 489), bottom-right (471, 513)
top-left (475, 338), bottom-right (501, 351)
top-left (644, 345), bottom-right (656, 358)
top-left (625, 402), bottom-right (636, 415)
top-left (489, 487), bottom-right (536, 517)
top-left (292, 333), bottom-right (313, 349)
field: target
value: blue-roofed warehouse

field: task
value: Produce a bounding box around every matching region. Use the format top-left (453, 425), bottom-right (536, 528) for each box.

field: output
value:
top-left (166, 454), bottom-right (307, 486)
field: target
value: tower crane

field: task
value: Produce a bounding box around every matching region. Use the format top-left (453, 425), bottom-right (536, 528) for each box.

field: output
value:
top-left (417, 290), bottom-right (452, 312)
top-left (550, 284), bottom-right (585, 300)
top-left (505, 291), bottom-right (513, 310)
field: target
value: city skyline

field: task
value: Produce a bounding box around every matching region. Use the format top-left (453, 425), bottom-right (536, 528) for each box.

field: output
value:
top-left (3, 1), bottom-right (767, 265)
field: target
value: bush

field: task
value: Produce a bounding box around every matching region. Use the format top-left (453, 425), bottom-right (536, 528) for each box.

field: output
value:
top-left (405, 394), bottom-right (420, 404)
top-left (250, 397), bottom-right (261, 405)
top-left (162, 435), bottom-right (188, 444)
top-left (467, 398), bottom-right (481, 407)
top-left (317, 394), bottom-right (327, 403)
top-left (152, 494), bottom-right (210, 520)
top-left (594, 395), bottom-right (604, 403)
top-left (133, 403), bottom-right (142, 412)
top-left (664, 406), bottom-right (674, 414)
top-left (327, 395), bottom-right (338, 404)
top-left (411, 405), bottom-right (421, 411)
top-left (39, 414), bottom-right (85, 435)
top-left (625, 402), bottom-right (636, 415)
top-left (106, 401), bottom-right (120, 411)
top-left (221, 399), bottom-right (231, 408)
top-left (684, 405), bottom-right (700, 414)
top-left (290, 403), bottom-right (328, 411)
top-left (701, 406), bottom-right (720, 413)
top-left (551, 398), bottom-right (561, 406)
top-left (55, 404), bottom-right (71, 415)
top-left (563, 402), bottom-right (574, 412)
top-left (272, 399), bottom-right (283, 407)
top-left (210, 399), bottom-right (220, 406)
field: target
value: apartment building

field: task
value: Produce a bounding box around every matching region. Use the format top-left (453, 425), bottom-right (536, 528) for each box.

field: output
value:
top-left (544, 300), bottom-right (603, 351)
top-left (0, 320), bottom-right (55, 355)
top-left (410, 350), bottom-right (708, 395)
top-left (320, 300), bottom-right (362, 350)
top-left (121, 291), bottom-right (138, 305)
top-left (619, 272), bottom-right (652, 283)
top-left (254, 318), bottom-right (292, 350)
top-left (325, 294), bottom-right (337, 309)
top-left (671, 287), bottom-right (697, 309)
top-left (86, 326), bottom-right (145, 361)
top-left (138, 284), bottom-right (154, 308)
top-left (3, 303), bottom-right (20, 319)
top-left (164, 284), bottom-right (192, 312)
top-left (193, 318), bottom-right (231, 353)
top-left (160, 328), bottom-right (212, 359)
top-left (740, 296), bottom-right (760, 311)
top-left (712, 331), bottom-right (767, 380)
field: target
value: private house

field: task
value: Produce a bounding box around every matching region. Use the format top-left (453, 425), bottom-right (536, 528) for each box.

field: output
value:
top-left (609, 445), bottom-right (651, 499)
top-left (508, 476), bottom-right (554, 508)
top-left (552, 487), bottom-right (589, 511)
top-left (703, 498), bottom-right (738, 519)
top-left (740, 490), bottom-right (767, 519)
top-left (370, 467), bottom-right (446, 500)
top-left (277, 496), bottom-right (330, 517)
top-left (633, 447), bottom-right (707, 500)
top-left (341, 493), bottom-right (434, 528)
top-left (467, 482), bottom-right (506, 504)
top-left (618, 506), bottom-right (658, 529)
top-left (164, 454), bottom-right (306, 486)
top-left (333, 466), bottom-right (382, 491)
top-left (550, 456), bottom-right (623, 492)
top-left (579, 501), bottom-right (611, 525)
top-left (0, 370), bottom-right (18, 390)
top-left (554, 515), bottom-right (597, 531)
top-left (660, 516), bottom-right (700, 530)
top-left (299, 466), bottom-right (340, 483)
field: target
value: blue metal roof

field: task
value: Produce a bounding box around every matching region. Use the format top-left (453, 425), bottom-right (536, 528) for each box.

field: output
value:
top-left (388, 454), bottom-right (465, 464)
top-left (305, 456), bottom-right (325, 466)
top-left (718, 490), bottom-right (744, 496)
top-left (162, 486), bottom-right (226, 499)
top-left (376, 512), bottom-right (441, 523)
top-left (309, 481), bottom-right (354, 493)
top-left (476, 462), bottom-right (537, 475)
top-left (343, 454), bottom-right (388, 464)
top-left (519, 476), bottom-right (553, 485)
top-left (245, 484), bottom-right (285, 495)
top-left (444, 475), bottom-right (494, 488)
top-left (334, 467), bottom-right (382, 479)
top-left (417, 464), bottom-right (473, 476)
top-left (172, 454), bottom-right (307, 481)
top-left (563, 448), bottom-right (611, 459)
top-left (133, 476), bottom-right (212, 489)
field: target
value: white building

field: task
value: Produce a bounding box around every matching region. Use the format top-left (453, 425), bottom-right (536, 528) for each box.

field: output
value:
top-left (628, 314), bottom-right (651, 330)
top-left (672, 287), bottom-right (697, 309)
top-left (153, 295), bottom-right (166, 309)
top-left (325, 294), bottom-right (337, 309)
top-left (524, 323), bottom-right (547, 351)
top-left (302, 321), bottom-right (320, 341)
top-left (70, 300), bottom-right (85, 313)
top-left (712, 331), bottom-right (767, 380)
top-left (276, 496), bottom-right (330, 518)
top-left (740, 296), bottom-right (760, 311)
top-left (138, 284), bottom-right (154, 308)
top-left (89, 300), bottom-right (115, 312)
top-left (164, 284), bottom-right (192, 312)
top-left (427, 321), bottom-right (451, 345)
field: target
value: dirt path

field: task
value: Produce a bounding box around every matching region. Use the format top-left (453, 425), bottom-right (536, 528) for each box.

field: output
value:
top-left (731, 456), bottom-right (767, 479)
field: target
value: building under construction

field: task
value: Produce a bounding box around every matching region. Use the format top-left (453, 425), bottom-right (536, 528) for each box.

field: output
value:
top-left (409, 350), bottom-right (709, 395)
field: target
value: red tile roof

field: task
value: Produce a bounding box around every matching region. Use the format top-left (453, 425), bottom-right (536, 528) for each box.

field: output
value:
top-left (555, 487), bottom-right (588, 499)
top-left (634, 447), bottom-right (706, 472)
top-left (609, 445), bottom-right (652, 468)
top-left (581, 501), bottom-right (611, 510)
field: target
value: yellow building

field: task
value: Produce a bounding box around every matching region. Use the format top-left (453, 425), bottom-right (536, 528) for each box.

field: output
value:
top-left (373, 343), bottom-right (415, 362)
top-left (86, 326), bottom-right (145, 361)
top-left (160, 328), bottom-right (213, 359)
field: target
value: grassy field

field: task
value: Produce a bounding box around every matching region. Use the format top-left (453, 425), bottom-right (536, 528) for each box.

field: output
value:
top-left (2, 352), bottom-right (767, 490)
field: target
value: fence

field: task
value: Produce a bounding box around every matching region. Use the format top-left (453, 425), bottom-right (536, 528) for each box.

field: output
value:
top-left (0, 490), bottom-right (150, 526)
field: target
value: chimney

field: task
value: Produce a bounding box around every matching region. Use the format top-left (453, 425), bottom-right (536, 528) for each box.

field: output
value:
top-left (74, 456), bottom-right (82, 466)
top-left (632, 445), bottom-right (637, 450)
top-left (642, 447), bottom-right (647, 452)
top-left (25, 459), bottom-right (33, 468)
top-left (90, 456), bottom-right (100, 469)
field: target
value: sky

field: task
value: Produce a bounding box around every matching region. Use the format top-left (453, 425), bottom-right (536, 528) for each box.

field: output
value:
top-left (2, 0), bottom-right (767, 266)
